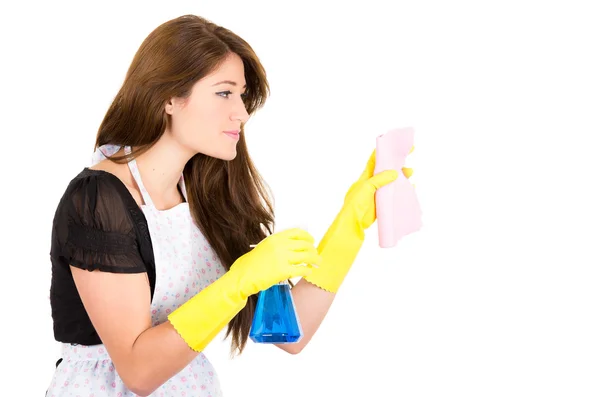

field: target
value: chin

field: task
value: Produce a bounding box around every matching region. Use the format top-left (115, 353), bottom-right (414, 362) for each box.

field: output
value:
top-left (192, 145), bottom-right (237, 161)
top-left (222, 151), bottom-right (237, 161)
top-left (211, 148), bottom-right (237, 161)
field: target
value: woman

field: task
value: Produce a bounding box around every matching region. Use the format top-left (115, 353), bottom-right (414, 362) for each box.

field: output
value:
top-left (47, 14), bottom-right (411, 396)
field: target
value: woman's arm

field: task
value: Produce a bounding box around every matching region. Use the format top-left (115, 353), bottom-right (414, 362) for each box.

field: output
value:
top-left (71, 267), bottom-right (198, 396)
top-left (275, 149), bottom-right (412, 354)
top-left (71, 227), bottom-right (322, 395)
top-left (274, 278), bottom-right (336, 354)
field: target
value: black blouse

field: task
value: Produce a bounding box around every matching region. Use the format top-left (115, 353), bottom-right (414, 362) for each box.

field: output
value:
top-left (49, 168), bottom-right (156, 345)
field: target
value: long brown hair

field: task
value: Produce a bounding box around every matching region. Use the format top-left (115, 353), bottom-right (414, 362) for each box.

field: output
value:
top-left (95, 14), bottom-right (273, 356)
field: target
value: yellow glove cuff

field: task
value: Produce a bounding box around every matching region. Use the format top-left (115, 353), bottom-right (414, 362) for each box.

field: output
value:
top-left (168, 271), bottom-right (247, 352)
top-left (303, 210), bottom-right (364, 293)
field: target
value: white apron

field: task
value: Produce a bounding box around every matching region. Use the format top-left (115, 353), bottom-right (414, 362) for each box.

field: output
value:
top-left (46, 145), bottom-right (227, 396)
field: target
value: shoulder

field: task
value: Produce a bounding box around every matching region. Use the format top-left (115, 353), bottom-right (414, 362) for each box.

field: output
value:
top-left (53, 167), bottom-right (139, 233)
top-left (62, 167), bottom-right (131, 208)
top-left (68, 167), bottom-right (126, 194)
top-left (88, 158), bottom-right (144, 207)
top-left (50, 167), bottom-right (149, 274)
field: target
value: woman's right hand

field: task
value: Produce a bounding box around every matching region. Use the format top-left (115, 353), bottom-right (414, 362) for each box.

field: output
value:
top-left (230, 228), bottom-right (322, 297)
top-left (167, 228), bottom-right (320, 355)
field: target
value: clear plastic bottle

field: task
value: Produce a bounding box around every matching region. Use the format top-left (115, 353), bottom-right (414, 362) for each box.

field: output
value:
top-left (249, 281), bottom-right (303, 343)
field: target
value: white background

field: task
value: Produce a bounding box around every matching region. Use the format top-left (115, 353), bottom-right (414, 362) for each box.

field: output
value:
top-left (1, 0), bottom-right (599, 396)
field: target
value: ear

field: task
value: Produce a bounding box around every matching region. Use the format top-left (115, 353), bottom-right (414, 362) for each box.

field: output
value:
top-left (165, 98), bottom-right (175, 115)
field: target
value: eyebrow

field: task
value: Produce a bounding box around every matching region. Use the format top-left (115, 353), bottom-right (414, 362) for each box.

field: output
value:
top-left (212, 80), bottom-right (247, 88)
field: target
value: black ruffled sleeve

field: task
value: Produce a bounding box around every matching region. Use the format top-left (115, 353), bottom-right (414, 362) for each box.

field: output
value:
top-left (51, 170), bottom-right (146, 273)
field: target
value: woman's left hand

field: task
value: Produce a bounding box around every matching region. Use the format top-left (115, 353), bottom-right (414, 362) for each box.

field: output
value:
top-left (303, 146), bottom-right (414, 293)
top-left (342, 147), bottom-right (414, 230)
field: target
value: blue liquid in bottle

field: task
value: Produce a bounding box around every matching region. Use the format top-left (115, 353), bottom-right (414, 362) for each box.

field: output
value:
top-left (249, 281), bottom-right (303, 344)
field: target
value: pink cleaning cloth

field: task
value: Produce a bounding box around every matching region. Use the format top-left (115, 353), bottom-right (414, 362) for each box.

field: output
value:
top-left (374, 127), bottom-right (422, 248)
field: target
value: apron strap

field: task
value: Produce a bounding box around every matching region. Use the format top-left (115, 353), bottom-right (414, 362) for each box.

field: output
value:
top-left (124, 146), bottom-right (156, 208)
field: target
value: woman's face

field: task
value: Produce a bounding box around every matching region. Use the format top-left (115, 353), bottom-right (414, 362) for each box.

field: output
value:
top-left (166, 53), bottom-right (250, 161)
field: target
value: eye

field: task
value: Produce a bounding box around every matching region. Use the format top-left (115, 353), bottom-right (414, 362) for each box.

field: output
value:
top-left (217, 90), bottom-right (233, 98)
top-left (216, 90), bottom-right (249, 99)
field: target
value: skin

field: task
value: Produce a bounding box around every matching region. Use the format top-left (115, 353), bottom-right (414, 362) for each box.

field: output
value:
top-left (76, 53), bottom-right (335, 396)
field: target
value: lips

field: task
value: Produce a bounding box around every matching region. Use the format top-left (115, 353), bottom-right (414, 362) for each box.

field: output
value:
top-left (223, 130), bottom-right (240, 140)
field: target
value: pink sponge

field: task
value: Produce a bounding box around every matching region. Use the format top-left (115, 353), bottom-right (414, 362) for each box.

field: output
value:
top-left (374, 127), bottom-right (422, 248)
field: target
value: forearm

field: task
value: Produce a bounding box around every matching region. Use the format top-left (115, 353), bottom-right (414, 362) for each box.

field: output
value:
top-left (276, 278), bottom-right (336, 354)
top-left (276, 206), bottom-right (363, 354)
top-left (124, 271), bottom-right (247, 395)
top-left (123, 321), bottom-right (200, 396)
top-left (276, 212), bottom-right (360, 354)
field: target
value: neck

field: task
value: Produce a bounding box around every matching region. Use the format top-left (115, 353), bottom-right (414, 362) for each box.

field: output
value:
top-left (134, 132), bottom-right (194, 200)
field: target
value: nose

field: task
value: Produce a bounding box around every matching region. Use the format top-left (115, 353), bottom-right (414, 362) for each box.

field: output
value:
top-left (230, 97), bottom-right (250, 124)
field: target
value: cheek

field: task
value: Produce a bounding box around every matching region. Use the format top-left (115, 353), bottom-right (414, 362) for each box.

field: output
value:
top-left (183, 100), bottom-right (226, 132)
top-left (172, 104), bottom-right (208, 134)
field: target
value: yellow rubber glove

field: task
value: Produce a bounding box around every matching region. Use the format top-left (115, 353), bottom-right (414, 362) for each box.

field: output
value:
top-left (304, 148), bottom-right (413, 293)
top-left (168, 228), bottom-right (321, 352)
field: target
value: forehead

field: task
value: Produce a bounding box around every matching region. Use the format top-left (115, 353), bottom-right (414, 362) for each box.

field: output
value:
top-left (203, 53), bottom-right (246, 86)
